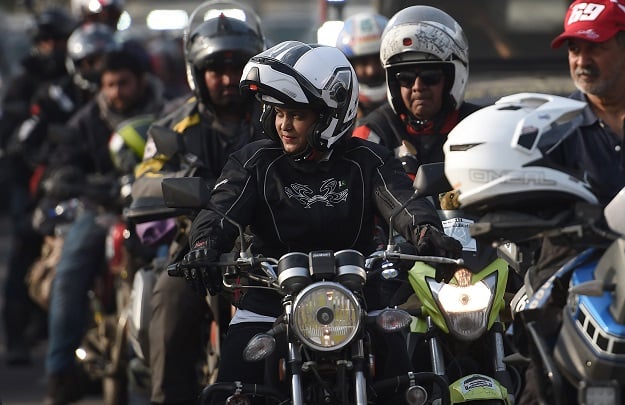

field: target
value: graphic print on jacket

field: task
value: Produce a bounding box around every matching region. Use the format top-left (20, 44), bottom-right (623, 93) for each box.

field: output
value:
top-left (284, 178), bottom-right (349, 208)
top-left (261, 156), bottom-right (365, 255)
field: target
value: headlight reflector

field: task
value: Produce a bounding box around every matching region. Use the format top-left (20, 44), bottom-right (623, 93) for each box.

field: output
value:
top-left (428, 273), bottom-right (496, 341)
top-left (292, 282), bottom-right (361, 351)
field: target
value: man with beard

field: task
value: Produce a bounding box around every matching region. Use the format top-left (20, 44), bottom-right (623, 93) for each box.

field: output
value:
top-left (131, 7), bottom-right (266, 404)
top-left (44, 45), bottom-right (165, 404)
top-left (519, 1), bottom-right (625, 403)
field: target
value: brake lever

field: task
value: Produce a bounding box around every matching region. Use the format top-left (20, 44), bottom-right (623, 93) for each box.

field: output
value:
top-left (369, 250), bottom-right (464, 266)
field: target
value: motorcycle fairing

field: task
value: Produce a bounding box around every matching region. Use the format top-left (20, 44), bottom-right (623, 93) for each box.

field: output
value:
top-left (554, 239), bottom-right (625, 384)
top-left (448, 373), bottom-right (511, 404)
top-left (407, 258), bottom-right (508, 334)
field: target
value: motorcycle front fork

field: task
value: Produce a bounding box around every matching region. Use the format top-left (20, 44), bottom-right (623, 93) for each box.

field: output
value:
top-left (427, 318), bottom-right (515, 395)
top-left (287, 340), bottom-right (368, 405)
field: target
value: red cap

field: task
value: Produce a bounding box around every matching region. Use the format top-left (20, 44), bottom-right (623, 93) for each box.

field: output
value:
top-left (551, 0), bottom-right (625, 48)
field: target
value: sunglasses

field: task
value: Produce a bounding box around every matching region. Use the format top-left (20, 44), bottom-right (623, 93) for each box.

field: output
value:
top-left (395, 70), bottom-right (444, 87)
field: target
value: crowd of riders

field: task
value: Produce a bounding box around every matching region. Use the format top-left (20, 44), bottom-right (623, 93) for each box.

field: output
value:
top-left (1, 0), bottom-right (624, 404)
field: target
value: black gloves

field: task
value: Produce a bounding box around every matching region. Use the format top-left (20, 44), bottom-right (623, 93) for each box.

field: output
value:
top-left (179, 247), bottom-right (220, 296)
top-left (415, 224), bottom-right (463, 282)
top-left (415, 224), bottom-right (463, 259)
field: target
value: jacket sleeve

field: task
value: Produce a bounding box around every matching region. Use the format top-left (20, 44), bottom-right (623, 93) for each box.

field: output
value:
top-left (189, 149), bottom-right (258, 252)
top-left (372, 147), bottom-right (443, 244)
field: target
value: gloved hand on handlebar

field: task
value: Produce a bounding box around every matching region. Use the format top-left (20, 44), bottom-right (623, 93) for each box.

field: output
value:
top-left (415, 224), bottom-right (463, 281)
top-left (415, 224), bottom-right (463, 258)
top-left (179, 246), bottom-right (220, 296)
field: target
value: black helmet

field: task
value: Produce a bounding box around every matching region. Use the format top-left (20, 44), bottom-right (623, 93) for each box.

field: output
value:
top-left (66, 23), bottom-right (120, 92)
top-left (184, 0), bottom-right (265, 107)
top-left (32, 6), bottom-right (78, 42)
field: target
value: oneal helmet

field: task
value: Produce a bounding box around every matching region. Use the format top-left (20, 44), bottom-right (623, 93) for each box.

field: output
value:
top-left (335, 12), bottom-right (388, 106)
top-left (240, 41), bottom-right (359, 151)
top-left (71, 0), bottom-right (124, 28)
top-left (184, 0), bottom-right (265, 108)
top-left (443, 92), bottom-right (598, 212)
top-left (66, 23), bottom-right (119, 92)
top-left (380, 6), bottom-right (469, 115)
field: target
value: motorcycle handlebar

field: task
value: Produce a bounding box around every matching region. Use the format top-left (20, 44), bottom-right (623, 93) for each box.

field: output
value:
top-left (369, 250), bottom-right (464, 266)
top-left (198, 381), bottom-right (287, 404)
top-left (166, 250), bottom-right (463, 284)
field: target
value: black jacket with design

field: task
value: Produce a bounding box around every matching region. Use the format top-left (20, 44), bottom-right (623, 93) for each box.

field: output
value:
top-left (190, 137), bottom-right (443, 317)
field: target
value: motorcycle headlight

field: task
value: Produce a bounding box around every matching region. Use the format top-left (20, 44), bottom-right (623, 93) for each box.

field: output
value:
top-left (428, 273), bottom-right (496, 341)
top-left (292, 282), bottom-right (361, 351)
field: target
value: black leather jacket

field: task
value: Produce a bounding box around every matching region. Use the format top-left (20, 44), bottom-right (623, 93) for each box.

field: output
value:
top-left (190, 137), bottom-right (443, 317)
top-left (354, 102), bottom-right (482, 168)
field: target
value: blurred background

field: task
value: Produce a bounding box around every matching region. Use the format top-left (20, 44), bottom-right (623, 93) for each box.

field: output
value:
top-left (1, 0), bottom-right (575, 104)
top-left (0, 0), bottom-right (575, 403)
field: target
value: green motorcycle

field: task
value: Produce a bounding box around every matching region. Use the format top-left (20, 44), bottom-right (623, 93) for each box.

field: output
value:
top-left (396, 163), bottom-right (521, 404)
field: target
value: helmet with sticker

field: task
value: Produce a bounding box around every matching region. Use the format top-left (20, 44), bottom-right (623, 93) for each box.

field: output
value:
top-left (381, 6), bottom-right (469, 116)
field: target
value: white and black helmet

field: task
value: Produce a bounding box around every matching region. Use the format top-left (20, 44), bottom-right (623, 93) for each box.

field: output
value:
top-left (335, 12), bottom-right (388, 106)
top-left (184, 0), bottom-right (265, 108)
top-left (381, 6), bottom-right (469, 116)
top-left (240, 41), bottom-right (359, 151)
top-left (444, 92), bottom-right (598, 212)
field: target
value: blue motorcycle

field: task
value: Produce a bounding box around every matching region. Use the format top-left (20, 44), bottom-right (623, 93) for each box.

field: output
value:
top-left (478, 188), bottom-right (625, 405)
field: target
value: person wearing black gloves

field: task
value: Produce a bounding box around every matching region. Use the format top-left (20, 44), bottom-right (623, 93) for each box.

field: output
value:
top-left (183, 40), bottom-right (462, 401)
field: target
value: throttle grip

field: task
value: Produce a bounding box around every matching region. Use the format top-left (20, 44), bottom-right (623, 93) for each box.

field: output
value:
top-left (167, 262), bottom-right (183, 277)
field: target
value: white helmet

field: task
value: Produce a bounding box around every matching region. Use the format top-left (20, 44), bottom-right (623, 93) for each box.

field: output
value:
top-left (240, 41), bottom-right (359, 152)
top-left (335, 12), bottom-right (388, 106)
top-left (380, 6), bottom-right (468, 115)
top-left (604, 187), bottom-right (625, 236)
top-left (444, 93), bottom-right (598, 212)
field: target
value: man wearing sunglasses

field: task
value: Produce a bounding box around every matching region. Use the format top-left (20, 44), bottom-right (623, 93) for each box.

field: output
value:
top-left (353, 5), bottom-right (481, 180)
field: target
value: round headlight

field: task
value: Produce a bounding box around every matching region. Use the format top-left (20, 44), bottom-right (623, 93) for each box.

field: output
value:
top-left (292, 282), bottom-right (361, 351)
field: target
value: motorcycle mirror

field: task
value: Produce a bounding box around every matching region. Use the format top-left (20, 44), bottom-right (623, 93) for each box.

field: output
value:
top-left (161, 176), bottom-right (250, 256)
top-left (412, 162), bottom-right (452, 196)
top-left (162, 177), bottom-right (211, 209)
top-left (148, 125), bottom-right (182, 159)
